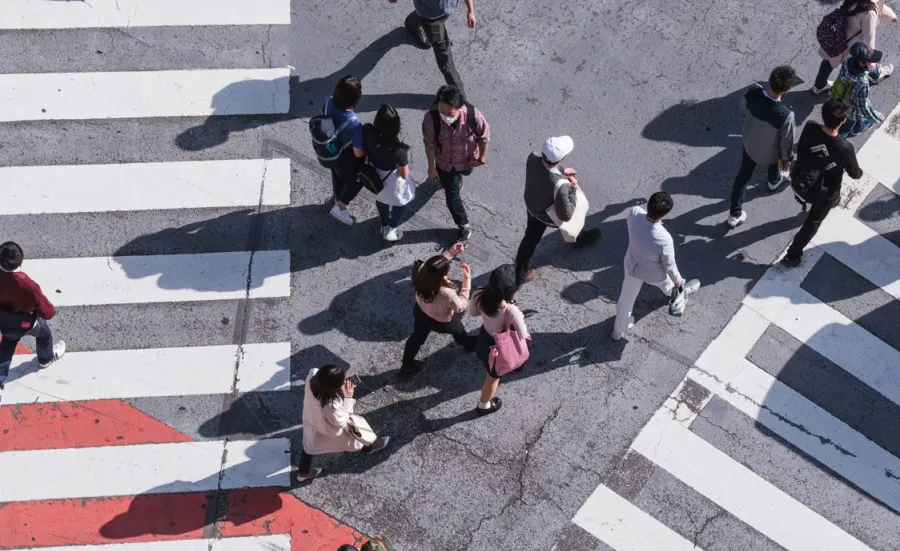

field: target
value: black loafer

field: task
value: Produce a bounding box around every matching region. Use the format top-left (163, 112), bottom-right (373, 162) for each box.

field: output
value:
top-left (398, 360), bottom-right (424, 379)
top-left (475, 397), bottom-right (502, 416)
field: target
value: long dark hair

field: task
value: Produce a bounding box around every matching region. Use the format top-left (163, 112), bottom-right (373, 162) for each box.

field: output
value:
top-left (413, 255), bottom-right (456, 302)
top-left (309, 364), bottom-right (345, 408)
top-left (476, 265), bottom-right (517, 317)
top-left (373, 104), bottom-right (401, 146)
top-left (841, 0), bottom-right (873, 11)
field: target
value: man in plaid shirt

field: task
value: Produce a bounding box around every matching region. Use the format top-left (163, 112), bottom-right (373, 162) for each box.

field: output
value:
top-left (833, 42), bottom-right (887, 137)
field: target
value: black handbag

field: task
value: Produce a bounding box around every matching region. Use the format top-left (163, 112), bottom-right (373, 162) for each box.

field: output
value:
top-left (358, 162), bottom-right (390, 194)
top-left (0, 309), bottom-right (36, 333)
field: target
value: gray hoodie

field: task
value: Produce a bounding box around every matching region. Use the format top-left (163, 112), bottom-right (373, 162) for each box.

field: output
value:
top-left (740, 84), bottom-right (795, 166)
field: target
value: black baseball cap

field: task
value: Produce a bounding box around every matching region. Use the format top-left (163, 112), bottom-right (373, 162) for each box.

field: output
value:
top-left (849, 41), bottom-right (883, 64)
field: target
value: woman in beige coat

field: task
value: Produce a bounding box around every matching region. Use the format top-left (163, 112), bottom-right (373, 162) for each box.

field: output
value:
top-left (813, 0), bottom-right (898, 94)
top-left (297, 365), bottom-right (390, 481)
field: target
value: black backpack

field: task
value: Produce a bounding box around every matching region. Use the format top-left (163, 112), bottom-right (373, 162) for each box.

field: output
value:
top-left (430, 101), bottom-right (478, 153)
top-left (816, 2), bottom-right (877, 58)
top-left (309, 98), bottom-right (357, 169)
top-left (791, 143), bottom-right (835, 208)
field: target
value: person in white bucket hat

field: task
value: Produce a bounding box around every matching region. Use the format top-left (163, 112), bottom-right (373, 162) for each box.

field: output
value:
top-left (514, 135), bottom-right (601, 286)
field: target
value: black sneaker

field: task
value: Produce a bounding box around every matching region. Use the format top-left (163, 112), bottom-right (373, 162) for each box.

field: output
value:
top-left (457, 226), bottom-right (472, 244)
top-left (398, 360), bottom-right (424, 379)
top-left (475, 397), bottom-right (502, 416)
top-left (781, 254), bottom-right (802, 268)
top-left (574, 228), bottom-right (601, 246)
top-left (404, 12), bottom-right (432, 49)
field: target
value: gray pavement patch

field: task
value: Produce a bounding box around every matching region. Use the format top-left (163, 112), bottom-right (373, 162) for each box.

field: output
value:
top-left (748, 324), bottom-right (900, 459)
top-left (549, 523), bottom-right (611, 551)
top-left (602, 450), bottom-right (656, 501)
top-left (692, 395), bottom-right (900, 550)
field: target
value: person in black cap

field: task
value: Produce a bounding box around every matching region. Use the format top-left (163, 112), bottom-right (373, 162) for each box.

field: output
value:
top-left (468, 264), bottom-right (530, 416)
top-left (831, 42), bottom-right (887, 137)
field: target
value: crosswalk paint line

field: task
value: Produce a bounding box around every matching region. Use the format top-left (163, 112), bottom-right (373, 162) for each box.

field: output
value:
top-left (24, 250), bottom-right (290, 306)
top-left (0, 68), bottom-right (290, 122)
top-left (632, 412), bottom-right (873, 551)
top-left (2, 342), bottom-right (291, 405)
top-left (743, 269), bottom-right (900, 407)
top-left (3, 0), bottom-right (290, 30)
top-left (691, 307), bottom-right (900, 514)
top-left (855, 102), bottom-right (900, 191)
top-left (810, 208), bottom-right (900, 301)
top-left (7, 535), bottom-right (292, 551)
top-left (0, 439), bottom-right (290, 502)
top-left (0, 158), bottom-right (291, 215)
top-left (573, 484), bottom-right (707, 551)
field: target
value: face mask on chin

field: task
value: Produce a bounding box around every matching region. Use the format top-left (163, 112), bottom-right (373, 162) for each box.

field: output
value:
top-left (440, 113), bottom-right (459, 125)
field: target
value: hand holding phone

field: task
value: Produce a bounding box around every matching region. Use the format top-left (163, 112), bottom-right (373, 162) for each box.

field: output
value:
top-left (347, 374), bottom-right (362, 386)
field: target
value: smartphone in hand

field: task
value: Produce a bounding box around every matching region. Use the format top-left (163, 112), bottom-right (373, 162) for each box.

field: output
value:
top-left (347, 374), bottom-right (362, 386)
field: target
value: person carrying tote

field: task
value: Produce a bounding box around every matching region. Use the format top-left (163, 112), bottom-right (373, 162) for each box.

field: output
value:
top-left (468, 264), bottom-right (530, 416)
top-left (514, 135), bottom-right (601, 286)
top-left (297, 365), bottom-right (391, 481)
top-left (363, 105), bottom-right (416, 242)
top-left (400, 242), bottom-right (475, 378)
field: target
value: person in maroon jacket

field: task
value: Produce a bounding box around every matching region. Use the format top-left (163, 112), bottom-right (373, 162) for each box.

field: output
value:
top-left (0, 242), bottom-right (65, 390)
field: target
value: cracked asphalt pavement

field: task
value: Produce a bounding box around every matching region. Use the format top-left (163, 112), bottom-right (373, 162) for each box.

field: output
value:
top-left (4, 0), bottom-right (900, 549)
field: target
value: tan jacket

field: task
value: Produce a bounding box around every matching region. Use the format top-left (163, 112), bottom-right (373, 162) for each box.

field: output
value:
top-left (301, 368), bottom-right (365, 455)
top-left (819, 0), bottom-right (897, 68)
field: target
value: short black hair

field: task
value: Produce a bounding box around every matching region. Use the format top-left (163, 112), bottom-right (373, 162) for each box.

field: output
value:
top-left (0, 242), bottom-right (24, 272)
top-left (769, 66), bottom-right (797, 95)
top-left (332, 75), bottom-right (362, 110)
top-left (435, 84), bottom-right (464, 108)
top-left (821, 99), bottom-right (851, 129)
top-left (647, 192), bottom-right (674, 220)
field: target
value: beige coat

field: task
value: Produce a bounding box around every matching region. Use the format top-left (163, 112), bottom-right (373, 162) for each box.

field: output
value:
top-left (819, 0), bottom-right (897, 68)
top-left (301, 368), bottom-right (365, 455)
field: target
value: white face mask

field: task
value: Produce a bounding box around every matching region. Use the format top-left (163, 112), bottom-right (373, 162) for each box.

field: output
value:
top-left (440, 113), bottom-right (459, 125)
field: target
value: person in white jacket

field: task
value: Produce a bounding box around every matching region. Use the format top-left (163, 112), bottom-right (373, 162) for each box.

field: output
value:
top-left (297, 365), bottom-right (390, 481)
top-left (612, 192), bottom-right (700, 341)
top-left (813, 0), bottom-right (897, 94)
top-left (364, 105), bottom-right (416, 242)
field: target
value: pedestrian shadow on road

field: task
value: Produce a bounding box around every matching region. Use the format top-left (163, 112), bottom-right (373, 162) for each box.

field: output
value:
top-left (98, 440), bottom-right (289, 539)
top-left (175, 27), bottom-right (433, 151)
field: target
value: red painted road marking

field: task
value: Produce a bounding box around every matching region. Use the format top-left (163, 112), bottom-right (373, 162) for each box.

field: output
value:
top-left (0, 399), bottom-right (193, 452)
top-left (0, 488), bottom-right (363, 551)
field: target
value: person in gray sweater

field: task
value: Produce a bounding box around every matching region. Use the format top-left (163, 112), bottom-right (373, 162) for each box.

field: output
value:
top-left (727, 66), bottom-right (797, 229)
top-left (514, 136), bottom-right (601, 285)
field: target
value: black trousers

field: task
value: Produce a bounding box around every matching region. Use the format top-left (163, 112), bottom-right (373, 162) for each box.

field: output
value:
top-left (787, 202), bottom-right (833, 259)
top-left (730, 148), bottom-right (780, 216)
top-left (298, 450), bottom-right (314, 474)
top-left (331, 148), bottom-right (363, 205)
top-left (418, 14), bottom-right (465, 96)
top-left (402, 303), bottom-right (472, 367)
top-left (514, 212), bottom-right (551, 285)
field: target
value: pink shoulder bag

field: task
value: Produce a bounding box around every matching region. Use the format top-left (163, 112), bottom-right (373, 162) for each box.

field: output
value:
top-left (488, 310), bottom-right (530, 376)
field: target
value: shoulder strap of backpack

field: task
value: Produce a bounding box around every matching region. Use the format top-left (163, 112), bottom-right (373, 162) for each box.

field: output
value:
top-left (465, 102), bottom-right (477, 133)
top-left (430, 106), bottom-right (442, 141)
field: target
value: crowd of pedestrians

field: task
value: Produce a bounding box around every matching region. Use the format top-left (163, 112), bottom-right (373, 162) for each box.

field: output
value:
top-left (0, 1), bottom-right (895, 547)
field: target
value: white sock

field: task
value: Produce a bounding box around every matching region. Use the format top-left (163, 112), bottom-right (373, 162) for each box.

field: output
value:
top-left (477, 400), bottom-right (491, 409)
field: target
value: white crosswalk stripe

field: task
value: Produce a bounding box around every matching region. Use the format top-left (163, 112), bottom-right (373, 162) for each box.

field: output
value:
top-left (571, 101), bottom-right (900, 549)
top-left (0, 4), bottom-right (296, 547)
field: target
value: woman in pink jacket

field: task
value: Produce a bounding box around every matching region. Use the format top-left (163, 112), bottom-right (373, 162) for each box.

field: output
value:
top-left (813, 0), bottom-right (897, 94)
top-left (400, 242), bottom-right (475, 377)
top-left (297, 365), bottom-right (390, 481)
top-left (468, 265), bottom-right (530, 416)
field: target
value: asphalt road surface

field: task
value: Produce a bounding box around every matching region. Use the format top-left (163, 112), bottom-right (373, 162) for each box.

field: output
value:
top-left (2, 0), bottom-right (900, 550)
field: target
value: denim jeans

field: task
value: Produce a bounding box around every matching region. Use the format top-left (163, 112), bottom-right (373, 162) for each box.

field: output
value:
top-left (437, 167), bottom-right (471, 228)
top-left (814, 59), bottom-right (834, 90)
top-left (0, 317), bottom-right (54, 384)
top-left (729, 148), bottom-right (781, 216)
top-left (376, 201), bottom-right (406, 228)
top-left (839, 117), bottom-right (876, 139)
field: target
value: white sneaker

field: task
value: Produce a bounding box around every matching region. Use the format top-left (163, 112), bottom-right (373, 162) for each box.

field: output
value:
top-left (726, 211), bottom-right (747, 229)
top-left (682, 279), bottom-right (701, 295)
top-left (810, 81), bottom-right (833, 95)
top-left (39, 340), bottom-right (66, 368)
top-left (768, 174), bottom-right (788, 192)
top-left (329, 203), bottom-right (354, 225)
top-left (383, 227), bottom-right (403, 242)
top-left (872, 63), bottom-right (894, 84)
top-left (611, 317), bottom-right (635, 341)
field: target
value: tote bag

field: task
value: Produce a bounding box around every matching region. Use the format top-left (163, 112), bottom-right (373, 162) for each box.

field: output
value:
top-left (546, 177), bottom-right (589, 243)
top-left (346, 414), bottom-right (377, 445)
top-left (488, 310), bottom-right (530, 377)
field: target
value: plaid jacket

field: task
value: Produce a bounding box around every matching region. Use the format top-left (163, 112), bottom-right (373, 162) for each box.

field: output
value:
top-left (422, 105), bottom-right (490, 172)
